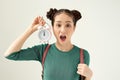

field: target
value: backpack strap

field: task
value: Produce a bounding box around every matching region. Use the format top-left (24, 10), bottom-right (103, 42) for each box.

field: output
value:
top-left (80, 48), bottom-right (84, 63)
top-left (80, 48), bottom-right (86, 80)
top-left (42, 44), bottom-right (51, 68)
top-left (41, 44), bottom-right (51, 79)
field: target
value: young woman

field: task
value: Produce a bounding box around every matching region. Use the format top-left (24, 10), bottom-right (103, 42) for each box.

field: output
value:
top-left (4, 8), bottom-right (93, 80)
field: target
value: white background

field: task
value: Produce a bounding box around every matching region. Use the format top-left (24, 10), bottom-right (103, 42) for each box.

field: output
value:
top-left (0, 0), bottom-right (120, 80)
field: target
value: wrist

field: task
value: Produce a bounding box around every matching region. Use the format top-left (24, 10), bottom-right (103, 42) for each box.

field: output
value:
top-left (26, 26), bottom-right (36, 34)
top-left (85, 73), bottom-right (92, 80)
top-left (85, 77), bottom-right (91, 80)
top-left (22, 27), bottom-right (34, 38)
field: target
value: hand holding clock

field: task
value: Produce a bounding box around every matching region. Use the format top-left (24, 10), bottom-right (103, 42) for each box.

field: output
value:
top-left (31, 16), bottom-right (46, 32)
top-left (30, 16), bottom-right (51, 42)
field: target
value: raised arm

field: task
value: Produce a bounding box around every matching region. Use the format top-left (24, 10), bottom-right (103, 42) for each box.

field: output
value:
top-left (4, 16), bottom-right (45, 57)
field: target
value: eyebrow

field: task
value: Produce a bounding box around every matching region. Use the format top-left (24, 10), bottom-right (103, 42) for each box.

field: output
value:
top-left (55, 21), bottom-right (72, 23)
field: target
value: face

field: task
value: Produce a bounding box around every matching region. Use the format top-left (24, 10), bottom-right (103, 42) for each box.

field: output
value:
top-left (53, 13), bottom-right (75, 45)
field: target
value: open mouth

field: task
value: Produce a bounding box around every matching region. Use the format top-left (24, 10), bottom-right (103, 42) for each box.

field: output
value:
top-left (60, 35), bottom-right (66, 41)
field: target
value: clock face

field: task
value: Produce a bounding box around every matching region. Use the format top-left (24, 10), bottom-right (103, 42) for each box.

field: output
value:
top-left (38, 29), bottom-right (51, 42)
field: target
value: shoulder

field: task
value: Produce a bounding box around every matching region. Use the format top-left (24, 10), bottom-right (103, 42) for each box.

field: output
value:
top-left (73, 45), bottom-right (90, 56)
top-left (74, 45), bottom-right (89, 55)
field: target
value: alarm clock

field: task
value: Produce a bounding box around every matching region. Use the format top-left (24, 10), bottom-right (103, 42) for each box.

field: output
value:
top-left (38, 23), bottom-right (52, 43)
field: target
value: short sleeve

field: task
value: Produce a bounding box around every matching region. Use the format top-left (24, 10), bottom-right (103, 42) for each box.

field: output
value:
top-left (83, 49), bottom-right (90, 66)
top-left (5, 44), bottom-right (48, 62)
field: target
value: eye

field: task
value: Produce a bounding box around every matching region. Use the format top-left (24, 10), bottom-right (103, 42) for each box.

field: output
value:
top-left (56, 24), bottom-right (61, 27)
top-left (66, 24), bottom-right (71, 28)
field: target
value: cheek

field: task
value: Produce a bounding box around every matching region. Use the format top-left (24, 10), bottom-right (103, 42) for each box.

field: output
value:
top-left (68, 29), bottom-right (75, 37)
top-left (68, 27), bottom-right (75, 33)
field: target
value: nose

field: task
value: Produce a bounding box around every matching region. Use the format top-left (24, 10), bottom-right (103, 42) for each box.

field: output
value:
top-left (60, 26), bottom-right (66, 33)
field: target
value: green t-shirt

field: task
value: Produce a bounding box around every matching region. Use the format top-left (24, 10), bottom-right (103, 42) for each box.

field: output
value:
top-left (6, 43), bottom-right (90, 80)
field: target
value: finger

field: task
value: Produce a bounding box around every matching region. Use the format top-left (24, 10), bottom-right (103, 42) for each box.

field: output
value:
top-left (38, 17), bottom-right (45, 25)
top-left (77, 70), bottom-right (84, 76)
top-left (42, 20), bottom-right (46, 26)
top-left (78, 63), bottom-right (86, 66)
top-left (78, 64), bottom-right (87, 68)
top-left (77, 65), bottom-right (84, 69)
top-left (32, 17), bottom-right (39, 26)
top-left (77, 71), bottom-right (81, 74)
top-left (77, 66), bottom-right (86, 74)
top-left (38, 16), bottom-right (42, 22)
top-left (41, 19), bottom-right (46, 26)
top-left (78, 68), bottom-right (83, 72)
top-left (77, 66), bottom-right (82, 69)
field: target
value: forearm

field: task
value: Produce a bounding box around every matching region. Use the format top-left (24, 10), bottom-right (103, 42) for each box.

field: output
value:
top-left (4, 16), bottom-right (45, 57)
top-left (4, 27), bottom-right (34, 57)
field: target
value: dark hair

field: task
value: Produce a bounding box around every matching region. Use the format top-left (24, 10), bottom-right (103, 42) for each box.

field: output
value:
top-left (46, 8), bottom-right (82, 26)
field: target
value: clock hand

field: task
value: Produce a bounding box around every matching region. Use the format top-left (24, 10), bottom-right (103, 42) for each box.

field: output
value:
top-left (43, 31), bottom-right (45, 36)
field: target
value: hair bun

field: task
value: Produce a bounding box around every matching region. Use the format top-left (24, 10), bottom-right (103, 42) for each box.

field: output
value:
top-left (71, 10), bottom-right (82, 22)
top-left (46, 8), bottom-right (57, 20)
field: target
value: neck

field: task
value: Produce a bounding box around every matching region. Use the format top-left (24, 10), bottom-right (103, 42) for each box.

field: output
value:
top-left (55, 42), bottom-right (73, 52)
